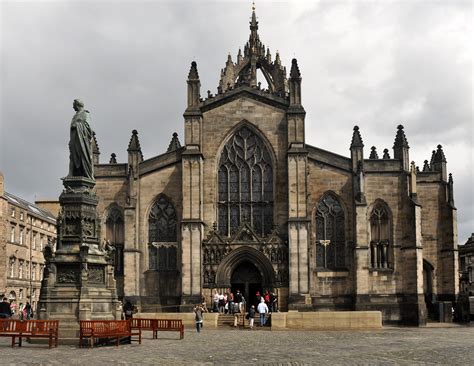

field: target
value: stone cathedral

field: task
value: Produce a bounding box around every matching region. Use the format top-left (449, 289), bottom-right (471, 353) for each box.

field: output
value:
top-left (92, 9), bottom-right (459, 325)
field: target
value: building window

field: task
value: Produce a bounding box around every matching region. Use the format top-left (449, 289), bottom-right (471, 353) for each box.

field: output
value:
top-left (32, 263), bottom-right (37, 281)
top-left (20, 212), bottom-right (24, 220)
top-left (9, 257), bottom-right (15, 278)
top-left (19, 227), bottom-right (24, 245)
top-left (11, 208), bottom-right (15, 217)
top-left (18, 261), bottom-right (24, 279)
top-left (19, 289), bottom-right (23, 300)
top-left (40, 264), bottom-right (44, 281)
top-left (40, 235), bottom-right (44, 251)
top-left (10, 226), bottom-right (16, 243)
top-left (106, 207), bottom-right (125, 275)
top-left (370, 203), bottom-right (391, 268)
top-left (32, 233), bottom-right (37, 250)
top-left (315, 193), bottom-right (346, 270)
top-left (217, 125), bottom-right (274, 237)
top-left (148, 196), bottom-right (178, 270)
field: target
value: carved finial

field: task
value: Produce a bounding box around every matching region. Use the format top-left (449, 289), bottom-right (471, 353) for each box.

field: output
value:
top-left (429, 150), bottom-right (436, 169)
top-left (188, 61), bottom-right (199, 80)
top-left (434, 144), bottom-right (447, 163)
top-left (290, 58), bottom-right (301, 79)
top-left (382, 148), bottom-right (390, 159)
top-left (350, 125), bottom-right (364, 148)
top-left (410, 161), bottom-right (417, 173)
top-left (422, 160), bottom-right (430, 172)
top-left (167, 132), bottom-right (182, 152)
top-left (127, 129), bottom-right (143, 160)
top-left (394, 124), bottom-right (409, 148)
top-left (109, 153), bottom-right (117, 164)
top-left (252, 1), bottom-right (255, 11)
top-left (213, 222), bottom-right (217, 231)
top-left (369, 146), bottom-right (379, 159)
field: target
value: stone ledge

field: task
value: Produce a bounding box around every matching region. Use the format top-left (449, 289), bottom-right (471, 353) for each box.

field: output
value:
top-left (271, 311), bottom-right (382, 330)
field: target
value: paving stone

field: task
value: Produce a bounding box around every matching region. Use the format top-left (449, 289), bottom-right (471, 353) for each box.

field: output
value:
top-left (0, 326), bottom-right (472, 365)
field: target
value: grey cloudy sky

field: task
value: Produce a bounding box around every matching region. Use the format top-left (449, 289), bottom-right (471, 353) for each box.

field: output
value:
top-left (1, 0), bottom-right (472, 242)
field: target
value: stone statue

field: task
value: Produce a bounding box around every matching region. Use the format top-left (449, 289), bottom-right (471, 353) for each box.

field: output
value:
top-left (68, 99), bottom-right (94, 180)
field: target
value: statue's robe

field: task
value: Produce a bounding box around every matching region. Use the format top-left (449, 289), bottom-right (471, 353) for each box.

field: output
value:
top-left (68, 109), bottom-right (94, 179)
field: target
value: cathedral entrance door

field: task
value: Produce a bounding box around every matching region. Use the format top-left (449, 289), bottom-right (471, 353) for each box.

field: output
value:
top-left (231, 261), bottom-right (262, 311)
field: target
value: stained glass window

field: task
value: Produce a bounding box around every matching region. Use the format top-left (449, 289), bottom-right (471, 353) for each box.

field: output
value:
top-left (217, 126), bottom-right (274, 237)
top-left (315, 193), bottom-right (346, 269)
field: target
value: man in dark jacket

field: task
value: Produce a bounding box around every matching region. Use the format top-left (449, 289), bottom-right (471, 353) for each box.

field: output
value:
top-left (0, 297), bottom-right (12, 318)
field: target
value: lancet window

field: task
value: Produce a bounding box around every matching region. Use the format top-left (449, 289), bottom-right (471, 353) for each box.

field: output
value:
top-left (315, 193), bottom-right (346, 269)
top-left (148, 196), bottom-right (178, 270)
top-left (217, 126), bottom-right (273, 237)
top-left (106, 207), bottom-right (125, 275)
top-left (370, 203), bottom-right (391, 269)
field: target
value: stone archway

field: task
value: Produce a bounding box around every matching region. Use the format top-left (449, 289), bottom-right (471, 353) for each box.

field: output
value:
top-left (215, 246), bottom-right (275, 289)
top-left (231, 261), bottom-right (263, 309)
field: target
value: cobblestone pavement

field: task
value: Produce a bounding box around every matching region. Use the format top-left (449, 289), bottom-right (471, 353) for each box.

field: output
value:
top-left (1, 325), bottom-right (473, 365)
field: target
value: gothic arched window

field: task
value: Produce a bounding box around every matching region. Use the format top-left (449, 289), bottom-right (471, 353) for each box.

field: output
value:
top-left (105, 207), bottom-right (124, 275)
top-left (218, 125), bottom-right (273, 237)
top-left (148, 196), bottom-right (178, 270)
top-left (370, 203), bottom-right (391, 268)
top-left (315, 193), bottom-right (346, 269)
top-left (149, 196), bottom-right (177, 243)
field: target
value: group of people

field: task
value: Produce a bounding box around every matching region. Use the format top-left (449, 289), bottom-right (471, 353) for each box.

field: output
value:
top-left (0, 297), bottom-right (33, 320)
top-left (193, 289), bottom-right (279, 332)
top-left (212, 289), bottom-right (246, 314)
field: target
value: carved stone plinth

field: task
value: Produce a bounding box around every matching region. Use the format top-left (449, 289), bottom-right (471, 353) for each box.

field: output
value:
top-left (37, 176), bottom-right (120, 343)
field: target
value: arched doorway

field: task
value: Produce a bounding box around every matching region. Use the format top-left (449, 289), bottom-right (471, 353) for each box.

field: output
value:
top-left (231, 261), bottom-right (262, 309)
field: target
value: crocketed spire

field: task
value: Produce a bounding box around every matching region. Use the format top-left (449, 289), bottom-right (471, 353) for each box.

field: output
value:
top-left (188, 61), bottom-right (200, 80)
top-left (350, 126), bottom-right (364, 148)
top-left (393, 125), bottom-right (409, 148)
top-left (429, 150), bottom-right (436, 169)
top-left (167, 132), bottom-right (182, 152)
top-left (434, 144), bottom-right (447, 163)
top-left (128, 130), bottom-right (141, 152)
top-left (290, 58), bottom-right (301, 79)
top-left (369, 146), bottom-right (379, 159)
top-left (92, 131), bottom-right (100, 154)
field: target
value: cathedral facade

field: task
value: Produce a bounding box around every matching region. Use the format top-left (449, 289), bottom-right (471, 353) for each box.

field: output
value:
top-left (93, 9), bottom-right (459, 325)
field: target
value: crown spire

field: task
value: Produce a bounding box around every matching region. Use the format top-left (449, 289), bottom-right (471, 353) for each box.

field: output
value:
top-left (167, 132), bottom-right (182, 152)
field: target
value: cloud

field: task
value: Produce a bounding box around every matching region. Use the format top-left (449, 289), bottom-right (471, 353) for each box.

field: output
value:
top-left (1, 0), bottom-right (472, 241)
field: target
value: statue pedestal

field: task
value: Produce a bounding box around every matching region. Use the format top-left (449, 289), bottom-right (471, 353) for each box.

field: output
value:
top-left (38, 177), bottom-right (120, 344)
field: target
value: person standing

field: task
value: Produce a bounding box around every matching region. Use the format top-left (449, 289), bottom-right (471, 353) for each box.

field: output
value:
top-left (234, 290), bottom-right (243, 313)
top-left (0, 297), bottom-right (12, 319)
top-left (257, 298), bottom-right (269, 326)
top-left (123, 300), bottom-right (134, 320)
top-left (194, 304), bottom-right (204, 333)
top-left (25, 301), bottom-right (32, 320)
top-left (247, 305), bottom-right (256, 329)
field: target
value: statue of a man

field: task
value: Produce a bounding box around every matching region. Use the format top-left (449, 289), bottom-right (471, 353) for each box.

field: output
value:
top-left (68, 99), bottom-right (94, 180)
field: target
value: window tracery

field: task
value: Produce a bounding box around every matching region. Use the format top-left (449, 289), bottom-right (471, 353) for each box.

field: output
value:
top-left (148, 196), bottom-right (178, 270)
top-left (315, 194), bottom-right (346, 269)
top-left (370, 203), bottom-right (391, 269)
top-left (217, 126), bottom-right (273, 237)
top-left (106, 207), bottom-right (124, 275)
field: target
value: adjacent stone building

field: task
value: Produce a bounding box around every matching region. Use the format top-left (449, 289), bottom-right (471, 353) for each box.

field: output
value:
top-left (92, 9), bottom-right (459, 324)
top-left (0, 172), bottom-right (57, 313)
top-left (459, 234), bottom-right (474, 296)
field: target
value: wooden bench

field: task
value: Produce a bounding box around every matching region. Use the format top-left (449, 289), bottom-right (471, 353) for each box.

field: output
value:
top-left (155, 319), bottom-right (184, 339)
top-left (131, 319), bottom-right (184, 340)
top-left (0, 319), bottom-right (59, 348)
top-left (79, 320), bottom-right (141, 348)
